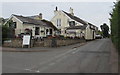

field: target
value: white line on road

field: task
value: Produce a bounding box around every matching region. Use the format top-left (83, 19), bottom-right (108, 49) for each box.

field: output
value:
top-left (35, 70), bottom-right (40, 73)
top-left (25, 68), bottom-right (41, 73)
top-left (73, 48), bottom-right (77, 50)
top-left (24, 69), bottom-right (32, 71)
top-left (49, 62), bottom-right (55, 66)
top-left (72, 52), bottom-right (76, 54)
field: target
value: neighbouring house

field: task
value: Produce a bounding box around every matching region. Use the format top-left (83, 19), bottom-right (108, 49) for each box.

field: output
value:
top-left (4, 14), bottom-right (58, 38)
top-left (51, 7), bottom-right (98, 40)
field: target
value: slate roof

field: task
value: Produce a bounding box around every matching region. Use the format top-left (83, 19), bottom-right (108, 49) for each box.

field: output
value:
top-left (28, 15), bottom-right (39, 19)
top-left (62, 11), bottom-right (88, 30)
top-left (62, 11), bottom-right (98, 30)
top-left (62, 11), bottom-right (88, 25)
top-left (13, 14), bottom-right (58, 30)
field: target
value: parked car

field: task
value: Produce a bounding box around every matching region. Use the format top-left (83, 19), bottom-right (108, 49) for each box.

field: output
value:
top-left (95, 34), bottom-right (102, 39)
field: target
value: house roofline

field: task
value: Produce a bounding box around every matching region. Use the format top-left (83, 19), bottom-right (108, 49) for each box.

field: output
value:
top-left (3, 14), bottom-right (23, 25)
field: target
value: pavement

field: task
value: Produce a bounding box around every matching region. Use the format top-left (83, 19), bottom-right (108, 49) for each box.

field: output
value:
top-left (2, 38), bottom-right (118, 73)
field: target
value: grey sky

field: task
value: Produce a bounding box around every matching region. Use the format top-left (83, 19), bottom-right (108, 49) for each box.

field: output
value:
top-left (2, 2), bottom-right (114, 30)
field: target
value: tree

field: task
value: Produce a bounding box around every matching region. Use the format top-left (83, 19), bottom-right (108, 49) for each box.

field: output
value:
top-left (2, 19), bottom-right (15, 43)
top-left (2, 25), bottom-right (10, 43)
top-left (100, 23), bottom-right (109, 38)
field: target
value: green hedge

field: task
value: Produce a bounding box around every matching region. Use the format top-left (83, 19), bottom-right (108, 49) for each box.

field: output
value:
top-left (110, 1), bottom-right (120, 54)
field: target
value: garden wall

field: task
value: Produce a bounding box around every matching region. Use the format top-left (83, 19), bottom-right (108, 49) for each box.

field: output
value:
top-left (3, 38), bottom-right (86, 48)
top-left (3, 38), bottom-right (34, 48)
top-left (44, 38), bottom-right (86, 47)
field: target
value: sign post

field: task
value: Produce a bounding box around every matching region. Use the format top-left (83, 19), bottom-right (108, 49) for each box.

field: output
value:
top-left (22, 35), bottom-right (31, 48)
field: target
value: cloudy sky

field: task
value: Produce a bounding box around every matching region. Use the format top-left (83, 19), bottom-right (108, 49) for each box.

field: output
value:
top-left (1, 1), bottom-right (116, 30)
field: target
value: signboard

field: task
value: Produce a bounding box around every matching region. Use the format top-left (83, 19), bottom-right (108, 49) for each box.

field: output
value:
top-left (22, 35), bottom-right (30, 45)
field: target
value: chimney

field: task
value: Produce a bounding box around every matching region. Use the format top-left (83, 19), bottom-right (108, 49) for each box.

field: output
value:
top-left (54, 6), bottom-right (58, 15)
top-left (69, 7), bottom-right (74, 15)
top-left (55, 6), bottom-right (58, 11)
top-left (39, 13), bottom-right (42, 19)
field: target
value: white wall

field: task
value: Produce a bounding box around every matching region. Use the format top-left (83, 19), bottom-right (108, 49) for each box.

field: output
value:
top-left (11, 16), bottom-right (23, 36)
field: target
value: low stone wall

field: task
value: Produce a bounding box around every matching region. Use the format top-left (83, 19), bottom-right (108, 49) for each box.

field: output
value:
top-left (33, 40), bottom-right (44, 47)
top-left (44, 39), bottom-right (52, 47)
top-left (57, 39), bottom-right (85, 46)
top-left (3, 38), bottom-right (86, 48)
top-left (3, 39), bottom-right (22, 48)
top-left (44, 38), bottom-right (86, 47)
top-left (3, 38), bottom-right (34, 48)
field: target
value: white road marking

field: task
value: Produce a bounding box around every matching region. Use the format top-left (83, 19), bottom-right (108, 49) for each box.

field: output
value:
top-left (72, 52), bottom-right (76, 54)
top-left (73, 48), bottom-right (77, 50)
top-left (35, 70), bottom-right (40, 73)
top-left (37, 66), bottom-right (49, 72)
top-left (56, 56), bottom-right (67, 62)
top-left (24, 69), bottom-right (32, 71)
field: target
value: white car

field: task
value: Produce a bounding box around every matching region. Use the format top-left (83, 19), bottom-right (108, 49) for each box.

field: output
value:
top-left (95, 35), bottom-right (102, 39)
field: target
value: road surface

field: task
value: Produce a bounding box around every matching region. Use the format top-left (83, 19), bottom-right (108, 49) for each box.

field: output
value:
top-left (2, 38), bottom-right (118, 73)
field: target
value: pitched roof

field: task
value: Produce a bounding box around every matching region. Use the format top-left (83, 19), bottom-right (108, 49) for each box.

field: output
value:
top-left (13, 14), bottom-right (58, 30)
top-left (62, 11), bottom-right (98, 30)
top-left (41, 19), bottom-right (58, 30)
top-left (13, 15), bottom-right (45, 25)
top-left (62, 11), bottom-right (88, 25)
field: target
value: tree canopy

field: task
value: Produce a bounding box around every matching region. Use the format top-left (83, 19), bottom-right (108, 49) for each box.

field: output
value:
top-left (100, 23), bottom-right (109, 38)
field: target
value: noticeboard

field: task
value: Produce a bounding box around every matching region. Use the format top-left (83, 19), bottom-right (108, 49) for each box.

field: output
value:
top-left (22, 35), bottom-right (30, 45)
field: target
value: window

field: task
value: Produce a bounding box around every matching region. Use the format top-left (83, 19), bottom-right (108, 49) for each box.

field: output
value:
top-left (35, 27), bottom-right (39, 35)
top-left (56, 19), bottom-right (61, 27)
top-left (46, 29), bottom-right (49, 35)
top-left (50, 29), bottom-right (52, 35)
top-left (59, 29), bottom-right (61, 34)
top-left (13, 22), bottom-right (17, 28)
top-left (69, 21), bottom-right (75, 27)
top-left (9, 22), bottom-right (16, 28)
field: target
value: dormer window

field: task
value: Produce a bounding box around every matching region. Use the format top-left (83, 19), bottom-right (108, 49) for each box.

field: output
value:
top-left (69, 21), bottom-right (75, 27)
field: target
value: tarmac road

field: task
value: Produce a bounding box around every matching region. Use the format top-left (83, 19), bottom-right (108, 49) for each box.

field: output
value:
top-left (2, 38), bottom-right (118, 73)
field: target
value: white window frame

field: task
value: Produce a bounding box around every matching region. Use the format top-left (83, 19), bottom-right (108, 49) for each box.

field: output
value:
top-left (56, 19), bottom-right (61, 27)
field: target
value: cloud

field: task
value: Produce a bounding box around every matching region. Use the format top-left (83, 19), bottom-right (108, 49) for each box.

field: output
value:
top-left (1, 0), bottom-right (116, 2)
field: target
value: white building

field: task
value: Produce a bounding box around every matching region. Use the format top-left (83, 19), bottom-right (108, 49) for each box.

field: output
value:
top-left (4, 14), bottom-right (58, 38)
top-left (51, 7), bottom-right (98, 40)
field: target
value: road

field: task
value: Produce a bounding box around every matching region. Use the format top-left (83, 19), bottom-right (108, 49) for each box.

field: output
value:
top-left (2, 38), bottom-right (118, 73)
